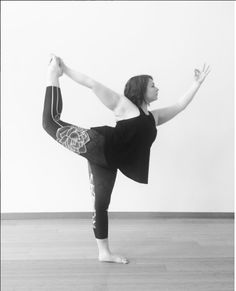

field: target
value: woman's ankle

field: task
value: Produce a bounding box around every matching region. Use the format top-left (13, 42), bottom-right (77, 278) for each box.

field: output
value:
top-left (96, 238), bottom-right (111, 254)
top-left (46, 74), bottom-right (60, 87)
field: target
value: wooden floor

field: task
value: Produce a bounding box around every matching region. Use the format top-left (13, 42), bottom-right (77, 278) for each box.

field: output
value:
top-left (1, 218), bottom-right (234, 291)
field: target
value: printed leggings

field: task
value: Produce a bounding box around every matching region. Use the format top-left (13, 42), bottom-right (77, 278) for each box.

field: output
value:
top-left (42, 86), bottom-right (117, 239)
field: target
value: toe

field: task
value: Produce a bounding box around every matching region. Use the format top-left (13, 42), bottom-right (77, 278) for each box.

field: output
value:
top-left (121, 257), bottom-right (129, 264)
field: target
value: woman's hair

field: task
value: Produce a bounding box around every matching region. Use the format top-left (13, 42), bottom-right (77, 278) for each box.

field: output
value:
top-left (124, 75), bottom-right (153, 107)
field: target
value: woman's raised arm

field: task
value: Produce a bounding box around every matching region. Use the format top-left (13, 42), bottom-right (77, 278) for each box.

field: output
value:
top-left (59, 57), bottom-right (122, 112)
top-left (62, 63), bottom-right (94, 89)
top-left (151, 63), bottom-right (211, 126)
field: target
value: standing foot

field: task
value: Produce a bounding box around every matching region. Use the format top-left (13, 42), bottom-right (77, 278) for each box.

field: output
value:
top-left (98, 252), bottom-right (129, 264)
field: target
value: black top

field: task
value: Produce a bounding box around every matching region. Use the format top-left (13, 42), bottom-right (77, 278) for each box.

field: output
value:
top-left (91, 106), bottom-right (158, 184)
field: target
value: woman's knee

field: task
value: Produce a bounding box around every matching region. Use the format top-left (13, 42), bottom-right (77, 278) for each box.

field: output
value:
top-left (42, 118), bottom-right (59, 140)
top-left (95, 198), bottom-right (111, 213)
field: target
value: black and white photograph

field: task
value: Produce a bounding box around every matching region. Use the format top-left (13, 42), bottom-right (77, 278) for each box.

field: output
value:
top-left (1, 1), bottom-right (234, 290)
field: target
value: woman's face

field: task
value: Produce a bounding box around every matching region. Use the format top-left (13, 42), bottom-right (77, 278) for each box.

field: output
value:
top-left (144, 78), bottom-right (159, 104)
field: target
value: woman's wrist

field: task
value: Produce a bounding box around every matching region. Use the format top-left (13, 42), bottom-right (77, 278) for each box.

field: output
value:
top-left (192, 80), bottom-right (202, 89)
top-left (63, 64), bottom-right (70, 75)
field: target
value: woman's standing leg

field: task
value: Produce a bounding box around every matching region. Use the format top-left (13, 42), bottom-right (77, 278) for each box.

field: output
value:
top-left (87, 160), bottom-right (129, 264)
top-left (88, 161), bottom-right (117, 239)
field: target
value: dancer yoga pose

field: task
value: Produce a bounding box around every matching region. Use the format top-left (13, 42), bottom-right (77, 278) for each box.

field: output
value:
top-left (42, 54), bottom-right (211, 264)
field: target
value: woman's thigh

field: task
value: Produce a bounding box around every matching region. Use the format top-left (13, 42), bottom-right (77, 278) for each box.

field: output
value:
top-left (43, 86), bottom-right (110, 168)
top-left (87, 160), bottom-right (118, 210)
top-left (56, 125), bottom-right (110, 168)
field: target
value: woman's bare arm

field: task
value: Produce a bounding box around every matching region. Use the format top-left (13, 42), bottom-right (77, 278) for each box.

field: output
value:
top-left (63, 65), bottom-right (94, 89)
top-left (61, 61), bottom-right (122, 111)
top-left (151, 81), bottom-right (202, 126)
top-left (151, 102), bottom-right (182, 126)
top-left (152, 64), bottom-right (211, 126)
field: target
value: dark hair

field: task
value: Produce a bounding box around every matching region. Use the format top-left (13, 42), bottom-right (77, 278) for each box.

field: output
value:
top-left (124, 75), bottom-right (153, 107)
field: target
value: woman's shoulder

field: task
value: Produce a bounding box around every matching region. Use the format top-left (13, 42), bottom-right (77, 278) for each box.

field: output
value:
top-left (114, 95), bottom-right (140, 122)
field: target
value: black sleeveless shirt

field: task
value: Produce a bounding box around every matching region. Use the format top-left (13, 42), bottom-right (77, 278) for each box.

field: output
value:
top-left (91, 107), bottom-right (158, 184)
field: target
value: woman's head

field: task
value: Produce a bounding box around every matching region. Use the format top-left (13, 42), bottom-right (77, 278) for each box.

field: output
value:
top-left (124, 75), bottom-right (159, 107)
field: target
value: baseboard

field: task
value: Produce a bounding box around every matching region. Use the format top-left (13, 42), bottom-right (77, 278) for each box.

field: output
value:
top-left (1, 212), bottom-right (234, 220)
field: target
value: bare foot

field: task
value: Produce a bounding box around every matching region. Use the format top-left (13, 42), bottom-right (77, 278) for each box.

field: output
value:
top-left (99, 252), bottom-right (129, 264)
top-left (47, 54), bottom-right (63, 77)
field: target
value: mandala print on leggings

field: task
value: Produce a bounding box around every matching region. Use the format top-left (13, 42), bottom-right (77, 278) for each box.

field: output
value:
top-left (89, 171), bottom-right (96, 229)
top-left (56, 125), bottom-right (90, 154)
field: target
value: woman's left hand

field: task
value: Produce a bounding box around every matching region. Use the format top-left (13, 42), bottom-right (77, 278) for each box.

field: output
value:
top-left (57, 57), bottom-right (66, 71)
top-left (194, 63), bottom-right (211, 85)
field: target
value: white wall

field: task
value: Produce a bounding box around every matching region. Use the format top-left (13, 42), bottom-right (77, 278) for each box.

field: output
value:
top-left (1, 1), bottom-right (234, 213)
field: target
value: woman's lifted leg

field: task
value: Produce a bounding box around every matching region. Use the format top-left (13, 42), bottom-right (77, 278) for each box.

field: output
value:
top-left (42, 55), bottom-right (109, 168)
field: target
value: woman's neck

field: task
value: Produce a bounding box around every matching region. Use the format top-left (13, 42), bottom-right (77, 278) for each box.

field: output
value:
top-left (140, 102), bottom-right (149, 115)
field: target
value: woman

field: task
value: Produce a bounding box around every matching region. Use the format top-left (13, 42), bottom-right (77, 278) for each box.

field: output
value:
top-left (42, 54), bottom-right (211, 264)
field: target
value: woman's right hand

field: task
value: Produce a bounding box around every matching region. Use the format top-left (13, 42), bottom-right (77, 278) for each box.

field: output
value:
top-left (194, 63), bottom-right (211, 85)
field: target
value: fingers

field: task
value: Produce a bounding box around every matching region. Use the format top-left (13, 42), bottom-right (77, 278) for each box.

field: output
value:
top-left (202, 63), bottom-right (206, 72)
top-left (198, 63), bottom-right (211, 78)
top-left (48, 53), bottom-right (62, 69)
top-left (202, 63), bottom-right (211, 73)
top-left (204, 64), bottom-right (211, 77)
top-left (49, 53), bottom-right (56, 61)
top-left (58, 57), bottom-right (63, 66)
top-left (48, 53), bottom-right (56, 64)
top-left (206, 64), bottom-right (211, 74)
top-left (205, 67), bottom-right (211, 76)
top-left (194, 69), bottom-right (200, 75)
top-left (194, 63), bottom-right (211, 84)
top-left (48, 54), bottom-right (64, 68)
